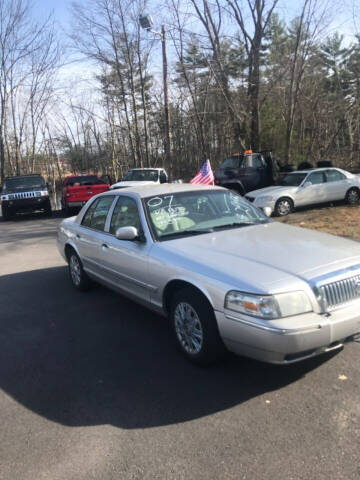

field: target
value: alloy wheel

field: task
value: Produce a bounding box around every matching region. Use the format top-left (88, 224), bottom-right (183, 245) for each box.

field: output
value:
top-left (70, 255), bottom-right (81, 286)
top-left (174, 302), bottom-right (204, 354)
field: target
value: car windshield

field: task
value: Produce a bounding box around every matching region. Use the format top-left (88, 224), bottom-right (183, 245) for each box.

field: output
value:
top-left (123, 170), bottom-right (159, 182)
top-left (277, 173), bottom-right (307, 186)
top-left (66, 176), bottom-right (105, 186)
top-left (3, 176), bottom-right (45, 192)
top-left (144, 190), bottom-right (269, 240)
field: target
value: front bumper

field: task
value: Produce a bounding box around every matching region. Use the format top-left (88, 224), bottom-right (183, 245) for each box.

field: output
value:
top-left (2, 196), bottom-right (49, 212)
top-left (216, 301), bottom-right (360, 364)
top-left (246, 197), bottom-right (275, 214)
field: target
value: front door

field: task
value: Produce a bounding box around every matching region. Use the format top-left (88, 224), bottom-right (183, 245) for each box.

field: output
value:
top-left (98, 195), bottom-right (153, 300)
top-left (296, 171), bottom-right (327, 207)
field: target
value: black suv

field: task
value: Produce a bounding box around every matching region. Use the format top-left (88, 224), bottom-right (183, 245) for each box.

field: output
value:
top-left (0, 174), bottom-right (52, 220)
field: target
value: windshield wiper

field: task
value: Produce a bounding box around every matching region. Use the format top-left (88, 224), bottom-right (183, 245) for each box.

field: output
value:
top-left (212, 222), bottom-right (261, 230)
top-left (160, 228), bottom-right (214, 239)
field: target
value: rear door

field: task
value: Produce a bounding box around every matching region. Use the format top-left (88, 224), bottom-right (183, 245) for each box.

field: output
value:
top-left (76, 195), bottom-right (116, 276)
top-left (324, 169), bottom-right (348, 201)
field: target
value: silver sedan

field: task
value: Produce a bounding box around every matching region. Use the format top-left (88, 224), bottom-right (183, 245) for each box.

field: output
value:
top-left (57, 184), bottom-right (360, 365)
top-left (245, 167), bottom-right (360, 216)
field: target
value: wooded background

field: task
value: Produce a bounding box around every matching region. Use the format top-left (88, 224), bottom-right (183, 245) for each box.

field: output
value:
top-left (0, 0), bottom-right (359, 187)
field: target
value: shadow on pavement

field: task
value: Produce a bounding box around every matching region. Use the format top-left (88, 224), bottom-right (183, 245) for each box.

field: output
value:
top-left (0, 266), bottom-right (337, 429)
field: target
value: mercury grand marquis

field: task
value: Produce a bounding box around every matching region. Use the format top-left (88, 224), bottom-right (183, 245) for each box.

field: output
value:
top-left (57, 184), bottom-right (360, 365)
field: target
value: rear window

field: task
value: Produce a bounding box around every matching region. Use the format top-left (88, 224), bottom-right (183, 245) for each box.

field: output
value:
top-left (65, 176), bottom-right (105, 186)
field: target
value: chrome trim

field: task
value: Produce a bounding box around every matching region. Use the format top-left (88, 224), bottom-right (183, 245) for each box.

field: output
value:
top-left (224, 313), bottom-right (322, 335)
top-left (6, 190), bottom-right (42, 200)
top-left (311, 264), bottom-right (360, 311)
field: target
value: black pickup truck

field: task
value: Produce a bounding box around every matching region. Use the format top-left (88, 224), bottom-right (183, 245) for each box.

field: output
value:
top-left (214, 151), bottom-right (283, 195)
top-left (0, 174), bottom-right (52, 220)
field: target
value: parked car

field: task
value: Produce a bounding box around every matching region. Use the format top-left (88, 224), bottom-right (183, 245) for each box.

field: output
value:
top-left (61, 175), bottom-right (110, 212)
top-left (57, 184), bottom-right (360, 366)
top-left (0, 174), bottom-right (51, 220)
top-left (110, 168), bottom-right (168, 190)
top-left (245, 167), bottom-right (360, 216)
top-left (214, 150), bottom-right (283, 194)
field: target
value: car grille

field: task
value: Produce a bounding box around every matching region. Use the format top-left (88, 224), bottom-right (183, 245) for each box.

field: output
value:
top-left (318, 274), bottom-right (360, 310)
top-left (8, 191), bottom-right (42, 200)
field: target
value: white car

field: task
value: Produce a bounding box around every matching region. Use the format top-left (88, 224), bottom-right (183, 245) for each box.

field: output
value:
top-left (110, 168), bottom-right (168, 190)
top-left (57, 184), bottom-right (360, 366)
top-left (245, 168), bottom-right (360, 216)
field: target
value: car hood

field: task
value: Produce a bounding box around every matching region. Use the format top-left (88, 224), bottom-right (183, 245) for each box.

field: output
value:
top-left (110, 181), bottom-right (156, 189)
top-left (156, 222), bottom-right (360, 293)
top-left (246, 185), bottom-right (297, 198)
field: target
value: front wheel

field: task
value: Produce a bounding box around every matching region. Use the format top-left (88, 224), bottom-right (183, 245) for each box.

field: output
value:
top-left (68, 250), bottom-right (91, 291)
top-left (345, 188), bottom-right (360, 206)
top-left (170, 288), bottom-right (225, 365)
top-left (274, 197), bottom-right (293, 217)
top-left (2, 205), bottom-right (14, 221)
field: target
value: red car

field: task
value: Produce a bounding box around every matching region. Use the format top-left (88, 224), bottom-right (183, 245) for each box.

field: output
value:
top-left (61, 175), bottom-right (110, 212)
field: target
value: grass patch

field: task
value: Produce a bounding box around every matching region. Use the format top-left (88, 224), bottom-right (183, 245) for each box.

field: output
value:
top-left (277, 204), bottom-right (360, 239)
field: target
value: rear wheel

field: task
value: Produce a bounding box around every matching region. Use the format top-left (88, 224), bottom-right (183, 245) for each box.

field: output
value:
top-left (274, 197), bottom-right (293, 217)
top-left (170, 288), bottom-right (224, 365)
top-left (345, 187), bottom-right (360, 206)
top-left (68, 250), bottom-right (91, 291)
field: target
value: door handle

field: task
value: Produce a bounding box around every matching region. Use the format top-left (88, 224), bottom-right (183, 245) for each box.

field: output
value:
top-left (76, 234), bottom-right (81, 239)
top-left (101, 243), bottom-right (109, 250)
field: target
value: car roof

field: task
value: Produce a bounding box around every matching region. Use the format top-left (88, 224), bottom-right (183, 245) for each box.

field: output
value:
top-left (5, 174), bottom-right (44, 179)
top-left (128, 168), bottom-right (164, 171)
top-left (65, 174), bottom-right (98, 178)
top-left (289, 167), bottom-right (343, 175)
top-left (103, 183), bottom-right (224, 198)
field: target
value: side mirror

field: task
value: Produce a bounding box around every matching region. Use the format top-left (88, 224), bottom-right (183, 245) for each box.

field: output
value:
top-left (303, 181), bottom-right (312, 188)
top-left (115, 226), bottom-right (140, 241)
top-left (262, 206), bottom-right (272, 217)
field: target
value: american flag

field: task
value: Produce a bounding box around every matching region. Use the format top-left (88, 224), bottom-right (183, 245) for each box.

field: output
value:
top-left (190, 160), bottom-right (214, 185)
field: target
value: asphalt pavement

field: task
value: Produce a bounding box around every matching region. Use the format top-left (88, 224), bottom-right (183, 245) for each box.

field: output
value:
top-left (0, 212), bottom-right (359, 480)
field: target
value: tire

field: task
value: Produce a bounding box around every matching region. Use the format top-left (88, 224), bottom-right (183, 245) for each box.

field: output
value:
top-left (68, 250), bottom-right (91, 292)
top-left (2, 205), bottom-right (13, 221)
top-left (43, 199), bottom-right (52, 217)
top-left (274, 197), bottom-right (294, 217)
top-left (169, 287), bottom-right (225, 365)
top-left (345, 187), bottom-right (360, 206)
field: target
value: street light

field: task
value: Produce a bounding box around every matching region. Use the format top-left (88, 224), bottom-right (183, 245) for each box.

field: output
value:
top-left (139, 14), bottom-right (172, 181)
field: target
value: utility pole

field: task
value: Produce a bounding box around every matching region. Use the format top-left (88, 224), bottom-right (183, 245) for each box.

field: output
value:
top-left (139, 14), bottom-right (172, 181)
top-left (161, 25), bottom-right (172, 181)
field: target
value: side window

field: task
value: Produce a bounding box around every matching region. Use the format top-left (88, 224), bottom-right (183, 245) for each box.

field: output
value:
top-left (81, 198), bottom-right (99, 228)
top-left (307, 172), bottom-right (325, 185)
top-left (252, 155), bottom-right (264, 168)
top-left (110, 196), bottom-right (142, 235)
top-left (221, 157), bottom-right (240, 169)
top-left (241, 156), bottom-right (253, 168)
top-left (160, 171), bottom-right (167, 183)
top-left (82, 196), bottom-right (114, 231)
top-left (325, 170), bottom-right (346, 182)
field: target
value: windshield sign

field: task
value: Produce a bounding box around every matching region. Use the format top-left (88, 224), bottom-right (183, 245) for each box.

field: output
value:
top-left (145, 190), bottom-right (268, 240)
top-left (124, 170), bottom-right (159, 182)
top-left (278, 173), bottom-right (307, 186)
top-left (3, 176), bottom-right (46, 192)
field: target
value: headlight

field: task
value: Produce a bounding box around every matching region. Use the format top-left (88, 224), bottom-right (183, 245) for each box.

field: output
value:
top-left (257, 195), bottom-right (274, 203)
top-left (1, 195), bottom-right (8, 201)
top-left (41, 190), bottom-right (49, 197)
top-left (225, 291), bottom-right (312, 319)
